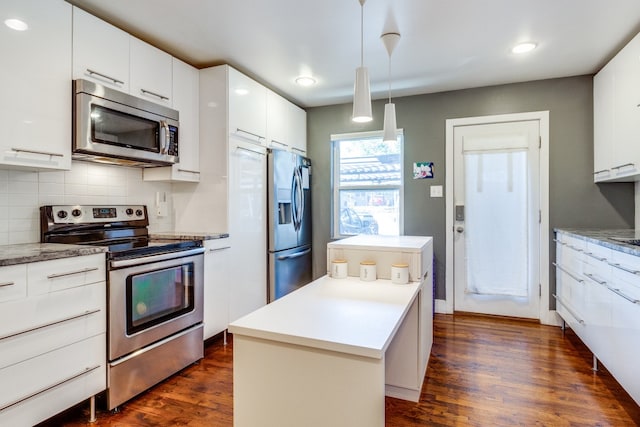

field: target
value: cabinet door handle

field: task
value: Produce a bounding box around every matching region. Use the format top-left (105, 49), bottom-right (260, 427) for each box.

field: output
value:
top-left (236, 145), bottom-right (265, 157)
top-left (234, 128), bottom-right (266, 143)
top-left (553, 239), bottom-right (566, 246)
top-left (177, 168), bottom-right (200, 174)
top-left (584, 252), bottom-right (607, 262)
top-left (566, 244), bottom-right (583, 252)
top-left (552, 294), bottom-right (585, 325)
top-left (606, 286), bottom-right (640, 305)
top-left (0, 308), bottom-right (101, 341)
top-left (611, 163), bottom-right (635, 170)
top-left (593, 169), bottom-right (610, 175)
top-left (46, 267), bottom-right (99, 279)
top-left (552, 262), bottom-right (584, 283)
top-left (11, 148), bottom-right (64, 158)
top-left (0, 281), bottom-right (15, 288)
top-left (291, 147), bottom-right (306, 154)
top-left (208, 246), bottom-right (231, 252)
top-left (140, 88), bottom-right (170, 101)
top-left (608, 262), bottom-right (640, 275)
top-left (86, 68), bottom-right (124, 85)
top-left (0, 365), bottom-right (101, 413)
top-left (270, 139), bottom-right (288, 148)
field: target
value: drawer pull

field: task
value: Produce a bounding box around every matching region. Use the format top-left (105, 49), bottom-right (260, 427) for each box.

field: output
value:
top-left (140, 88), bottom-right (169, 101)
top-left (270, 139), bottom-right (288, 148)
top-left (291, 147), bottom-right (306, 154)
top-left (552, 294), bottom-right (585, 325)
top-left (552, 238), bottom-right (564, 245)
top-left (584, 252), bottom-right (607, 262)
top-left (0, 309), bottom-right (101, 341)
top-left (208, 246), bottom-right (231, 252)
top-left (86, 68), bottom-right (124, 85)
top-left (593, 169), bottom-right (610, 175)
top-left (584, 273), bottom-right (607, 286)
top-left (608, 262), bottom-right (640, 275)
top-left (46, 267), bottom-right (99, 279)
top-left (0, 281), bottom-right (15, 288)
top-left (606, 286), bottom-right (640, 305)
top-left (552, 262), bottom-right (584, 283)
top-left (0, 365), bottom-right (101, 413)
top-left (566, 244), bottom-right (583, 252)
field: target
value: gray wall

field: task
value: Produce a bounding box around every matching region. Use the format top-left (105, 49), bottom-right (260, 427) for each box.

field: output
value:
top-left (307, 75), bottom-right (634, 304)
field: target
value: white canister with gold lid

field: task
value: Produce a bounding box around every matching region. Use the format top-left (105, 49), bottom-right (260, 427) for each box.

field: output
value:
top-left (391, 263), bottom-right (409, 284)
top-left (360, 261), bottom-right (377, 281)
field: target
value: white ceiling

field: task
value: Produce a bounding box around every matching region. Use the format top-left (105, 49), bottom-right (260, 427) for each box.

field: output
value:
top-left (66, 0), bottom-right (640, 108)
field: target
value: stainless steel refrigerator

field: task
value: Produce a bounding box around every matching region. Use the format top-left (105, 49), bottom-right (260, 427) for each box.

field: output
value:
top-left (267, 149), bottom-right (312, 302)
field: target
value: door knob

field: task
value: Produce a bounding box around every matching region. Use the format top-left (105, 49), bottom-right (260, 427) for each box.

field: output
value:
top-left (456, 226), bottom-right (464, 233)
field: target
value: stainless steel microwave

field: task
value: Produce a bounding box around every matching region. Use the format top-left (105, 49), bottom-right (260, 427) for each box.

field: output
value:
top-left (72, 79), bottom-right (179, 167)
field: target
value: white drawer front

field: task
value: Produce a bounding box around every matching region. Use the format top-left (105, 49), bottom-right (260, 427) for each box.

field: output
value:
top-left (0, 334), bottom-right (105, 412)
top-left (0, 264), bottom-right (26, 303)
top-left (27, 254), bottom-right (105, 295)
top-left (609, 249), bottom-right (640, 288)
top-left (0, 281), bottom-right (105, 341)
top-left (0, 301), bottom-right (105, 369)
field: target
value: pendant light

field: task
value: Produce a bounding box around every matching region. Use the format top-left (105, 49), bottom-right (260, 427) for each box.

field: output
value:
top-left (352, 0), bottom-right (372, 123)
top-left (381, 31), bottom-right (400, 142)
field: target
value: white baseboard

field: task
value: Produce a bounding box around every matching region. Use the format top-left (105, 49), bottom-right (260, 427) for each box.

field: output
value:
top-left (434, 299), bottom-right (451, 314)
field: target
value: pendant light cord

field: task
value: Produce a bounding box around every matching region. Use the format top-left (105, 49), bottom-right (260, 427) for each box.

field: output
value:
top-left (388, 56), bottom-right (392, 103)
top-left (360, 3), bottom-right (364, 67)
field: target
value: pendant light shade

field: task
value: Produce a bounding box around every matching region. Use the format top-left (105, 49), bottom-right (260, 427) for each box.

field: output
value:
top-left (352, 0), bottom-right (372, 123)
top-left (381, 31), bottom-right (401, 142)
top-left (383, 103), bottom-right (397, 142)
top-left (353, 66), bottom-right (372, 122)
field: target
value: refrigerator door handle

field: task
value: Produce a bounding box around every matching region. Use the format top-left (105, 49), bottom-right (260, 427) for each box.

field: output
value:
top-left (296, 166), bottom-right (305, 231)
top-left (276, 248), bottom-right (312, 261)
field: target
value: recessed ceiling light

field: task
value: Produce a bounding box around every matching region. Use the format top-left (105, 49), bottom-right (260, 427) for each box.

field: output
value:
top-left (295, 76), bottom-right (316, 87)
top-left (512, 42), bottom-right (537, 54)
top-left (4, 18), bottom-right (28, 31)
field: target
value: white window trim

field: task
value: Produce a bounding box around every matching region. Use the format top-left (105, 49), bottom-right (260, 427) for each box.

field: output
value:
top-left (330, 129), bottom-right (405, 238)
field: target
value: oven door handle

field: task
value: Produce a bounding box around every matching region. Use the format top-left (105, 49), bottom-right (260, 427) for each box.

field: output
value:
top-left (110, 247), bottom-right (205, 269)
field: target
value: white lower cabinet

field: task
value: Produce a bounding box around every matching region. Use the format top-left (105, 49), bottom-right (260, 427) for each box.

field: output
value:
top-left (203, 238), bottom-right (231, 340)
top-left (0, 253), bottom-right (106, 426)
top-left (555, 231), bottom-right (640, 406)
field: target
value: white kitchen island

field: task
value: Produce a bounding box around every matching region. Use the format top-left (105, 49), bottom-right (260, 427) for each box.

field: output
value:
top-left (228, 235), bottom-right (433, 427)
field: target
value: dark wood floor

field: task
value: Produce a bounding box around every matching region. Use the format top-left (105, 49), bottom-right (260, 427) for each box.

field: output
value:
top-left (39, 314), bottom-right (640, 426)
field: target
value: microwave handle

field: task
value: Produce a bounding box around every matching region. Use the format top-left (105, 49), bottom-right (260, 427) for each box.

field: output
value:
top-left (159, 121), bottom-right (169, 154)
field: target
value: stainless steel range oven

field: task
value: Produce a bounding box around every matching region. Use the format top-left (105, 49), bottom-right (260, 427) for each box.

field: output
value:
top-left (40, 205), bottom-right (204, 411)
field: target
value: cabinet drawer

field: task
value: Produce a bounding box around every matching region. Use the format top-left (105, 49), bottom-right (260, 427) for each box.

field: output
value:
top-left (608, 249), bottom-right (640, 288)
top-left (0, 264), bottom-right (26, 303)
top-left (0, 334), bottom-right (105, 413)
top-left (27, 254), bottom-right (105, 295)
top-left (0, 300), bottom-right (105, 369)
top-left (0, 281), bottom-right (105, 342)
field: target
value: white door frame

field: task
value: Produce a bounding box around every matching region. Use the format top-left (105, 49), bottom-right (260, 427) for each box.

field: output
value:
top-left (444, 111), bottom-right (556, 325)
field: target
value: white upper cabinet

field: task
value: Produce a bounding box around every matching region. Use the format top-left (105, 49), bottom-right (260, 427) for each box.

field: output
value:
top-left (266, 89), bottom-right (307, 155)
top-left (144, 58), bottom-right (200, 182)
top-left (593, 31), bottom-right (640, 182)
top-left (72, 6), bottom-right (129, 92)
top-left (0, 0), bottom-right (72, 171)
top-left (289, 101), bottom-right (307, 155)
top-left (228, 67), bottom-right (267, 144)
top-left (130, 37), bottom-right (173, 106)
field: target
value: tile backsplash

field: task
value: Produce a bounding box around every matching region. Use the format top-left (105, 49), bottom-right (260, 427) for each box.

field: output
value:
top-left (0, 161), bottom-right (173, 245)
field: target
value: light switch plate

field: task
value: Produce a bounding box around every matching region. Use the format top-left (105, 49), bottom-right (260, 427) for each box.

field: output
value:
top-left (430, 185), bottom-right (443, 198)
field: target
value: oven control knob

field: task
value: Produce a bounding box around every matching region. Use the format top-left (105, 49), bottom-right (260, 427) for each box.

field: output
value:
top-left (135, 209), bottom-right (143, 217)
top-left (56, 210), bottom-right (68, 219)
top-left (126, 208), bottom-right (134, 216)
top-left (72, 209), bottom-right (82, 217)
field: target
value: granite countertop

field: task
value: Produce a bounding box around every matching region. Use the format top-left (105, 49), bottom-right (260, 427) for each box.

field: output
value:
top-left (150, 231), bottom-right (229, 241)
top-left (554, 228), bottom-right (640, 256)
top-left (0, 243), bottom-right (107, 267)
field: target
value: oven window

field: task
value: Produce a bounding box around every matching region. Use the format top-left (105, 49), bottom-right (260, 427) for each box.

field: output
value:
top-left (126, 263), bottom-right (195, 335)
top-left (91, 104), bottom-right (159, 152)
